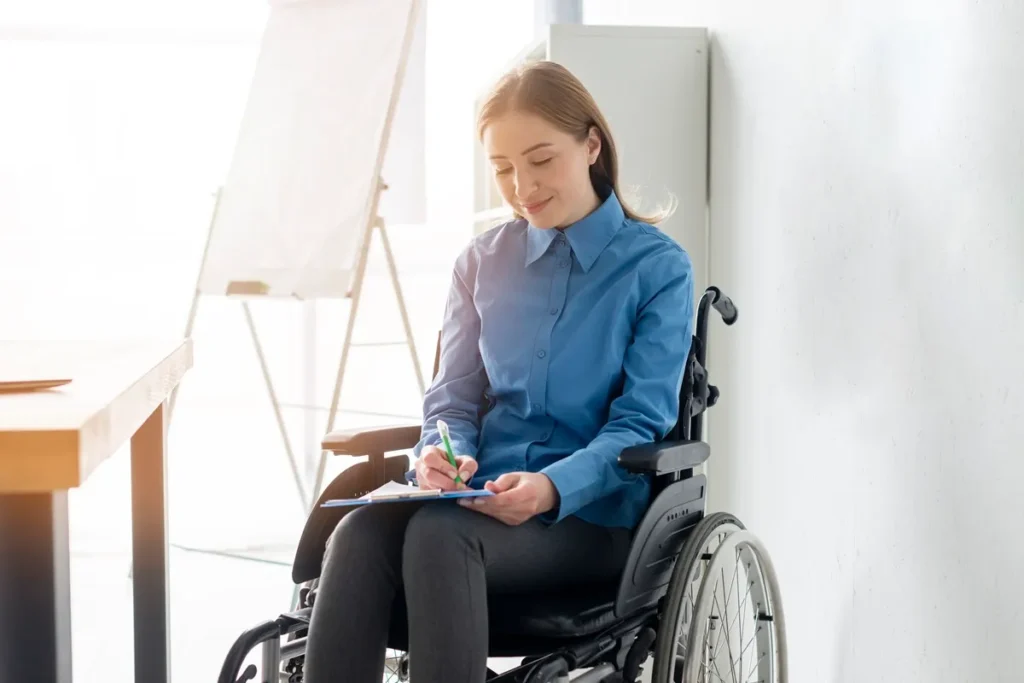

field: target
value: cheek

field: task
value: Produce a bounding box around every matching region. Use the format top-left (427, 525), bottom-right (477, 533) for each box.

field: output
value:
top-left (548, 158), bottom-right (585, 199)
top-left (495, 175), bottom-right (516, 201)
top-left (534, 161), bottom-right (561, 193)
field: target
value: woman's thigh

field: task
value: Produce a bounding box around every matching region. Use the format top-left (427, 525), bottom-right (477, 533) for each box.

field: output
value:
top-left (402, 503), bottom-right (632, 593)
top-left (321, 502), bottom-right (421, 578)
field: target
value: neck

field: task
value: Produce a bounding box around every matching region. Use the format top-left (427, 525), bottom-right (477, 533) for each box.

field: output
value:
top-left (557, 185), bottom-right (603, 229)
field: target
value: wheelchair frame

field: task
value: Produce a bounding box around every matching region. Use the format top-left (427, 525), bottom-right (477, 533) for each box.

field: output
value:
top-left (218, 286), bottom-right (786, 683)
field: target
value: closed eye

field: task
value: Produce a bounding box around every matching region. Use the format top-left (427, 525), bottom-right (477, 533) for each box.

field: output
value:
top-left (532, 158), bottom-right (553, 167)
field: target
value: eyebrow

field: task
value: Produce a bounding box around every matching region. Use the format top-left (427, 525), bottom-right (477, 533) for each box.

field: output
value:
top-left (489, 142), bottom-right (554, 160)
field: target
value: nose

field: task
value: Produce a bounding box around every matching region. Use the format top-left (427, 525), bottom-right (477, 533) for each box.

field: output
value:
top-left (513, 167), bottom-right (537, 199)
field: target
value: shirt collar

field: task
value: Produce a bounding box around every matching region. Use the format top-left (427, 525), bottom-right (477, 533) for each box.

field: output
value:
top-left (524, 189), bottom-right (625, 272)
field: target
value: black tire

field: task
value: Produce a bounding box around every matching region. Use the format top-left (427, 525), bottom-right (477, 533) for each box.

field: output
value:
top-left (651, 511), bottom-right (745, 683)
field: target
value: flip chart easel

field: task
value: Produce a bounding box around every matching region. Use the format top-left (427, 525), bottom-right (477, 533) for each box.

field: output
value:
top-left (170, 0), bottom-right (427, 520)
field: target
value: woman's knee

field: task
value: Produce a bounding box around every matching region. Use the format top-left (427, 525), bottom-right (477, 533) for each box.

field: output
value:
top-left (322, 505), bottom-right (394, 569)
top-left (401, 504), bottom-right (482, 571)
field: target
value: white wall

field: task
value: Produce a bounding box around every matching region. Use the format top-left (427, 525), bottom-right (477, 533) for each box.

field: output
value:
top-left (587, 1), bottom-right (1024, 681)
top-left (423, 0), bottom-right (537, 236)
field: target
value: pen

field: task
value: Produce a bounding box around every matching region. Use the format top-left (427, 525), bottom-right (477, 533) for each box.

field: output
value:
top-left (435, 419), bottom-right (463, 485)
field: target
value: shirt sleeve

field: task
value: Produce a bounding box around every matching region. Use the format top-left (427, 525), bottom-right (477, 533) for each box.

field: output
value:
top-left (539, 250), bottom-right (695, 523)
top-left (413, 247), bottom-right (489, 459)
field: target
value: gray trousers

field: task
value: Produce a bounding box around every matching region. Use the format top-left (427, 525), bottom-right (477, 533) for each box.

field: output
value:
top-left (302, 501), bottom-right (632, 683)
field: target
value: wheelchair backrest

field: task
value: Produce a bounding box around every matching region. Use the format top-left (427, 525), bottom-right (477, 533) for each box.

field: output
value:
top-left (667, 335), bottom-right (712, 444)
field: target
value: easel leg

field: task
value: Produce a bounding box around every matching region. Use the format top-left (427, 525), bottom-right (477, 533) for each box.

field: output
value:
top-left (309, 218), bottom-right (373, 507)
top-left (311, 182), bottom-right (428, 506)
top-left (169, 187), bottom-right (223, 424)
top-left (377, 220), bottom-right (426, 395)
top-left (242, 302), bottom-right (310, 512)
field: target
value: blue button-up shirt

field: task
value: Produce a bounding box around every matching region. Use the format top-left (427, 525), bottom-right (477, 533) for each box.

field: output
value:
top-left (413, 190), bottom-right (694, 529)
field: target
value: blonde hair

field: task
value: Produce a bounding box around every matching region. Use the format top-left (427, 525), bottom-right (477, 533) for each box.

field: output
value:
top-left (476, 60), bottom-right (675, 225)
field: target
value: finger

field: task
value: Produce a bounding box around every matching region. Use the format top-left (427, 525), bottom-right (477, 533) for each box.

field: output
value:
top-left (459, 495), bottom-right (493, 512)
top-left (420, 467), bottom-right (457, 491)
top-left (493, 472), bottom-right (521, 491)
top-left (422, 450), bottom-right (457, 479)
top-left (495, 488), bottom-right (531, 510)
top-left (462, 498), bottom-right (512, 524)
top-left (480, 483), bottom-right (515, 505)
top-left (473, 489), bottom-right (516, 512)
top-left (488, 473), bottom-right (520, 493)
top-left (469, 487), bottom-right (502, 508)
top-left (454, 456), bottom-right (478, 481)
top-left (419, 445), bottom-right (443, 464)
top-left (414, 463), bottom-right (438, 490)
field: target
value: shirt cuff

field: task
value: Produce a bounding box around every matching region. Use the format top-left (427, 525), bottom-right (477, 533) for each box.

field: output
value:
top-left (538, 453), bottom-right (592, 524)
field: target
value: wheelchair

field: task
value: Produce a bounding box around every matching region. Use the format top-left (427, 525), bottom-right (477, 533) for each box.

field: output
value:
top-left (218, 286), bottom-right (787, 683)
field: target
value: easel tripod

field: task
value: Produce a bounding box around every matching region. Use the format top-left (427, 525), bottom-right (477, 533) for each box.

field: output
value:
top-left (170, 176), bottom-right (426, 521)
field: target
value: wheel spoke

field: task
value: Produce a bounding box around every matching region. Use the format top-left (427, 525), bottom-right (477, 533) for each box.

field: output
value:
top-left (663, 518), bottom-right (787, 683)
top-left (678, 529), bottom-right (783, 683)
top-left (720, 565), bottom-right (746, 647)
top-left (731, 628), bottom-right (759, 681)
top-left (738, 566), bottom-right (757, 681)
top-left (711, 574), bottom-right (739, 667)
top-left (700, 652), bottom-right (729, 683)
top-left (743, 650), bottom-right (767, 683)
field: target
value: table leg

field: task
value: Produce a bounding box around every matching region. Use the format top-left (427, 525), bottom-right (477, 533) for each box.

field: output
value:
top-left (0, 491), bottom-right (74, 683)
top-left (130, 402), bottom-right (170, 682)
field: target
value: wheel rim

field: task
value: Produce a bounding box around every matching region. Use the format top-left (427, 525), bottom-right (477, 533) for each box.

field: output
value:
top-left (666, 522), bottom-right (742, 683)
top-left (683, 530), bottom-right (785, 683)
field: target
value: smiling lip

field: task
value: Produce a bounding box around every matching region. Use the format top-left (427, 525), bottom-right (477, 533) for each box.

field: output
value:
top-left (523, 198), bottom-right (551, 214)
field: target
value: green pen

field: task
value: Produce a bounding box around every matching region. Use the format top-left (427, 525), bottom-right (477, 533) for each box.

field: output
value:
top-left (435, 419), bottom-right (463, 485)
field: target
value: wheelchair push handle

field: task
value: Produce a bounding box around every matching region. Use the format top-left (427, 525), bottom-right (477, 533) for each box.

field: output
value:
top-left (707, 286), bottom-right (738, 325)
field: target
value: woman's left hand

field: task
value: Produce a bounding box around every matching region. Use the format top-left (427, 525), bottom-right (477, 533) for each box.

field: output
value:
top-left (459, 472), bottom-right (559, 526)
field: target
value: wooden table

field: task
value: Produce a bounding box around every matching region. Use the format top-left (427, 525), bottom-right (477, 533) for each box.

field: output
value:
top-left (0, 339), bottom-right (193, 683)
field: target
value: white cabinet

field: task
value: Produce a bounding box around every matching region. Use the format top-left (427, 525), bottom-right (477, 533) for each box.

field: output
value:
top-left (472, 23), bottom-right (709, 293)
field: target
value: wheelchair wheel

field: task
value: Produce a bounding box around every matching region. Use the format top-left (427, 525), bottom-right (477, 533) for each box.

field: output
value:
top-left (384, 649), bottom-right (409, 682)
top-left (665, 522), bottom-right (788, 683)
top-left (686, 529), bottom-right (786, 682)
top-left (651, 512), bottom-right (744, 683)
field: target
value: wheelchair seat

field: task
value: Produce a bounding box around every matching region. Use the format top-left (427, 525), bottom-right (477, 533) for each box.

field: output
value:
top-left (302, 579), bottom-right (624, 657)
top-left (490, 585), bottom-right (620, 641)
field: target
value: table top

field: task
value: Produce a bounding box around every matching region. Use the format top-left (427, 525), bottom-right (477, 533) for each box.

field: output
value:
top-left (0, 339), bottom-right (193, 493)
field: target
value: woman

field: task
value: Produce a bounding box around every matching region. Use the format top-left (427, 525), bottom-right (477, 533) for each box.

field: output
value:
top-left (304, 60), bottom-right (695, 682)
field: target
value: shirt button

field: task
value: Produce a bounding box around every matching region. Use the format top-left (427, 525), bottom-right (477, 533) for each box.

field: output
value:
top-left (533, 403), bottom-right (542, 411)
top-left (536, 349), bottom-right (546, 358)
top-left (549, 307), bottom-right (559, 315)
top-left (558, 260), bottom-right (569, 268)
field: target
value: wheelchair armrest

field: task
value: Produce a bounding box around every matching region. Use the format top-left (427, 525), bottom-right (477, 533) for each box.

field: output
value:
top-left (618, 439), bottom-right (710, 475)
top-left (321, 424), bottom-right (421, 455)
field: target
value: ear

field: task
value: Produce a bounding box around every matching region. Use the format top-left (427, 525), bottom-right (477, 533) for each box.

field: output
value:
top-left (586, 126), bottom-right (602, 165)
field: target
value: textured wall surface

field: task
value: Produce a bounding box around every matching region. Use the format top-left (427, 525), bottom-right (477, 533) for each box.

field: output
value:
top-left (586, 1), bottom-right (1024, 680)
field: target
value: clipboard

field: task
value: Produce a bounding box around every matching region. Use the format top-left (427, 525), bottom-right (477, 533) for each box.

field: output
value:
top-left (321, 480), bottom-right (494, 508)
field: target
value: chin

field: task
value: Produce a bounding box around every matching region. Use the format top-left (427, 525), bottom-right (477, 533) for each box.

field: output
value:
top-left (523, 207), bottom-right (562, 230)
top-left (528, 217), bottom-right (558, 229)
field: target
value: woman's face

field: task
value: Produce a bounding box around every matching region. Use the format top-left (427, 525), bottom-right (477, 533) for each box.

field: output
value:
top-left (483, 109), bottom-right (601, 229)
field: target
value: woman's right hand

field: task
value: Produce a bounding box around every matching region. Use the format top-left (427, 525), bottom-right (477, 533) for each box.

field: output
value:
top-left (414, 446), bottom-right (478, 491)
